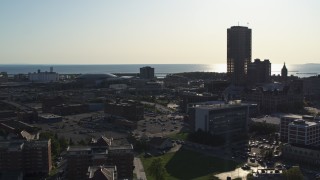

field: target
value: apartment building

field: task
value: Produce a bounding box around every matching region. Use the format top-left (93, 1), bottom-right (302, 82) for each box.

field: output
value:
top-left (66, 146), bottom-right (108, 180)
top-left (66, 140), bottom-right (133, 180)
top-left (107, 145), bottom-right (134, 180)
top-left (0, 140), bottom-right (52, 177)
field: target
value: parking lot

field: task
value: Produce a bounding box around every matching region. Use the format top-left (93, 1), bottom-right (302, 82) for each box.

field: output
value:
top-left (36, 111), bottom-right (128, 144)
top-left (133, 112), bottom-right (186, 138)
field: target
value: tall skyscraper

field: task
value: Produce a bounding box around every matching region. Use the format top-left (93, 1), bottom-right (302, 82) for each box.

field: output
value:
top-left (227, 26), bottom-right (252, 85)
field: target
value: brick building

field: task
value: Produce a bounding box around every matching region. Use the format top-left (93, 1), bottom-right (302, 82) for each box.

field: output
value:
top-left (105, 100), bottom-right (144, 121)
top-left (87, 165), bottom-right (117, 180)
top-left (66, 137), bottom-right (133, 180)
top-left (0, 140), bottom-right (52, 177)
top-left (107, 145), bottom-right (134, 179)
top-left (247, 59), bottom-right (271, 85)
top-left (245, 80), bottom-right (303, 114)
top-left (66, 147), bottom-right (107, 180)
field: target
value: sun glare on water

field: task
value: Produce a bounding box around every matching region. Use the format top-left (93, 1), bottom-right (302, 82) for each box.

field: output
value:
top-left (209, 64), bottom-right (226, 73)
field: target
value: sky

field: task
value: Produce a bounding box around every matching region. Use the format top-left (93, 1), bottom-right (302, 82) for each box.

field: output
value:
top-left (0, 0), bottom-right (320, 65)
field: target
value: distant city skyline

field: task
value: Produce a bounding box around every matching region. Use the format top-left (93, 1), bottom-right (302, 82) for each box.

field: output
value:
top-left (1, 0), bottom-right (320, 64)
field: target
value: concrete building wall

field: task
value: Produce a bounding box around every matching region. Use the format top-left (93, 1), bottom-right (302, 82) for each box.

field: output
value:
top-left (195, 108), bottom-right (208, 132)
top-left (282, 144), bottom-right (320, 166)
top-left (29, 72), bottom-right (59, 82)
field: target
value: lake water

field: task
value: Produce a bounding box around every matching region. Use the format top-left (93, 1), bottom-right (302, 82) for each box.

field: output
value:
top-left (0, 64), bottom-right (319, 78)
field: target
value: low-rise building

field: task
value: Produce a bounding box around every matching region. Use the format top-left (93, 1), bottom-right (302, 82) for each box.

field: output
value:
top-left (280, 114), bottom-right (320, 145)
top-left (288, 119), bottom-right (320, 146)
top-left (38, 114), bottom-right (62, 123)
top-left (28, 68), bottom-right (59, 82)
top-left (52, 103), bottom-right (89, 116)
top-left (204, 80), bottom-right (229, 95)
top-left (1, 100), bottom-right (38, 122)
top-left (129, 79), bottom-right (162, 95)
top-left (188, 100), bottom-right (256, 140)
top-left (280, 114), bottom-right (302, 142)
top-left (245, 80), bottom-right (303, 114)
top-left (163, 74), bottom-right (188, 88)
top-left (282, 144), bottom-right (320, 166)
top-left (253, 168), bottom-right (283, 179)
top-left (105, 100), bottom-right (144, 121)
top-left (180, 91), bottom-right (218, 113)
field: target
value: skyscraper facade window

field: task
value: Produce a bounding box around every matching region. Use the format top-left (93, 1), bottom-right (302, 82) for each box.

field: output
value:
top-left (227, 26), bottom-right (252, 85)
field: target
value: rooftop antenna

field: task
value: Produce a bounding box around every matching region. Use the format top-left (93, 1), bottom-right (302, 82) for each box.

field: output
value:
top-left (247, 22), bottom-right (249, 27)
top-left (238, 22), bottom-right (239, 26)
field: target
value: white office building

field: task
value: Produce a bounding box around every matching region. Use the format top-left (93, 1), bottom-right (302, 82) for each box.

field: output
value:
top-left (190, 101), bottom-right (255, 137)
top-left (28, 67), bottom-right (59, 82)
top-left (288, 119), bottom-right (320, 146)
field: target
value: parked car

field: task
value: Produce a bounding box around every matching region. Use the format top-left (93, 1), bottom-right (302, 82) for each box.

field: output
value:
top-left (241, 164), bottom-right (251, 170)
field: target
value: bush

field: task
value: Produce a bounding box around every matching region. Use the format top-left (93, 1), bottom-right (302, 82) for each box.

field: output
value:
top-left (249, 122), bottom-right (278, 135)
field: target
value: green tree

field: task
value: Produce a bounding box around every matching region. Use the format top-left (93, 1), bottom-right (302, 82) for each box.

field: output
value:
top-left (249, 122), bottom-right (278, 135)
top-left (51, 139), bottom-right (61, 157)
top-left (59, 136), bottom-right (69, 151)
top-left (78, 139), bottom-right (87, 146)
top-left (264, 150), bottom-right (273, 160)
top-left (247, 173), bottom-right (254, 180)
top-left (148, 158), bottom-right (168, 180)
top-left (69, 138), bottom-right (74, 145)
top-left (39, 132), bottom-right (61, 158)
top-left (282, 166), bottom-right (304, 180)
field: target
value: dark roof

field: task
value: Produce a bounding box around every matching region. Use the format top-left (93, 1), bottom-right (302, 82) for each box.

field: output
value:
top-left (95, 136), bottom-right (112, 146)
top-left (88, 166), bottom-right (116, 180)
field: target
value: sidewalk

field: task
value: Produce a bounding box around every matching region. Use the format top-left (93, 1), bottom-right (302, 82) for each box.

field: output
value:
top-left (134, 157), bottom-right (147, 180)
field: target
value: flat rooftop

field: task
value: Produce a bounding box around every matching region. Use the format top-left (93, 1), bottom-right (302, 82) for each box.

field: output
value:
top-left (192, 101), bottom-right (255, 110)
top-left (289, 119), bottom-right (319, 127)
top-left (39, 114), bottom-right (62, 119)
top-left (67, 146), bottom-right (92, 152)
top-left (108, 144), bottom-right (133, 150)
top-left (251, 116), bottom-right (281, 125)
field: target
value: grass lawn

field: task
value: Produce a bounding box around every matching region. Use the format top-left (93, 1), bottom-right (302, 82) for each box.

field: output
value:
top-left (141, 148), bottom-right (240, 180)
top-left (168, 132), bottom-right (189, 141)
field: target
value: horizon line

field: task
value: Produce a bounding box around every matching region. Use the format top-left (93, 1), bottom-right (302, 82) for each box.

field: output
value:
top-left (0, 63), bottom-right (319, 65)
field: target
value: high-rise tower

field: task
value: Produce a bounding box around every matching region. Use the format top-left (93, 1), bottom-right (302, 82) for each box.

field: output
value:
top-left (281, 62), bottom-right (288, 78)
top-left (227, 26), bottom-right (252, 85)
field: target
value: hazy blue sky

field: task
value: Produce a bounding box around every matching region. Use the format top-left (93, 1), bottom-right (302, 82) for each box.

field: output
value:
top-left (1, 0), bottom-right (320, 64)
